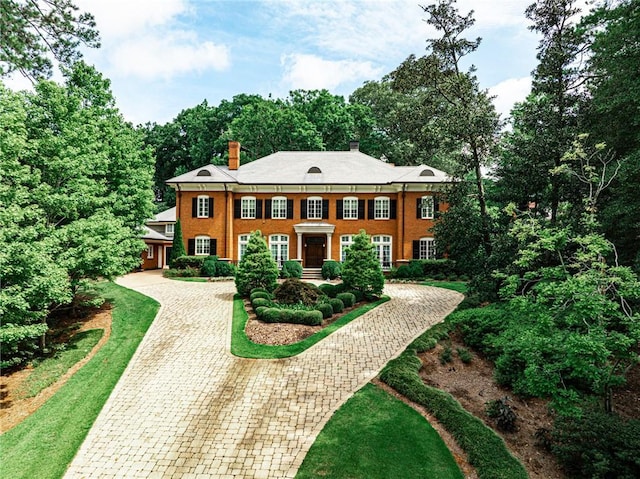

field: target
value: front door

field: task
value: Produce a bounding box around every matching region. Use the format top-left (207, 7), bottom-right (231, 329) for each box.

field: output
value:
top-left (305, 236), bottom-right (325, 267)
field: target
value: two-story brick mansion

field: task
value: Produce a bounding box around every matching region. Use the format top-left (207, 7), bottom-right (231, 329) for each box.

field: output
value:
top-left (163, 141), bottom-right (451, 271)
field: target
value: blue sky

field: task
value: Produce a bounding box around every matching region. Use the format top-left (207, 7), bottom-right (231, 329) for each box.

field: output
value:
top-left (7, 0), bottom-right (560, 126)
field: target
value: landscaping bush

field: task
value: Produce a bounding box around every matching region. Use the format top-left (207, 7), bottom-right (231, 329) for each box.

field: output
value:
top-left (393, 264), bottom-right (411, 279)
top-left (172, 255), bottom-right (206, 270)
top-left (550, 409), bottom-right (640, 479)
top-left (250, 291), bottom-right (271, 301)
top-left (421, 259), bottom-right (457, 279)
top-left (215, 261), bottom-right (236, 277)
top-left (341, 230), bottom-right (384, 299)
top-left (273, 278), bottom-right (323, 306)
top-left (235, 231), bottom-right (279, 296)
top-left (1, 323), bottom-right (49, 369)
top-left (448, 305), bottom-right (510, 357)
top-left (336, 292), bottom-right (355, 308)
top-left (281, 260), bottom-right (303, 279)
top-left (456, 347), bottom-right (473, 364)
top-left (407, 260), bottom-right (424, 278)
top-left (328, 298), bottom-right (344, 314)
top-left (251, 297), bottom-right (271, 309)
top-left (250, 287), bottom-right (270, 295)
top-left (201, 256), bottom-right (219, 277)
top-left (254, 306), bottom-right (268, 319)
top-left (485, 397), bottom-right (517, 432)
top-left (163, 267), bottom-right (201, 278)
top-left (169, 219), bottom-right (186, 267)
top-left (321, 260), bottom-right (342, 280)
top-left (315, 303), bottom-right (333, 319)
top-left (297, 310), bottom-right (323, 326)
top-left (347, 288), bottom-right (365, 302)
top-left (261, 308), bottom-right (283, 323)
top-left (318, 283), bottom-right (336, 298)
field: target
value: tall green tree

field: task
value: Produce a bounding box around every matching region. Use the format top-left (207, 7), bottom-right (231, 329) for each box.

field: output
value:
top-left (235, 231), bottom-right (279, 296)
top-left (0, 0), bottom-right (100, 81)
top-left (170, 218), bottom-right (186, 266)
top-left (341, 230), bottom-right (385, 299)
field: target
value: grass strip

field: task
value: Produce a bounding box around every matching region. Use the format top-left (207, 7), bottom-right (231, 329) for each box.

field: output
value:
top-left (231, 295), bottom-right (390, 359)
top-left (296, 382), bottom-right (463, 479)
top-left (380, 327), bottom-right (528, 479)
top-left (0, 282), bottom-right (159, 479)
top-left (16, 329), bottom-right (104, 399)
top-left (420, 280), bottom-right (469, 294)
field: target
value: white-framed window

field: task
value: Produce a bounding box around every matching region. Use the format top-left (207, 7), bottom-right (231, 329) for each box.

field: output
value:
top-left (340, 235), bottom-right (355, 262)
top-left (197, 195), bottom-right (209, 218)
top-left (238, 234), bottom-right (250, 261)
top-left (195, 235), bottom-right (210, 256)
top-left (372, 235), bottom-right (392, 269)
top-left (269, 234), bottom-right (289, 268)
top-left (420, 196), bottom-right (435, 219)
top-left (272, 196), bottom-right (287, 219)
top-left (165, 223), bottom-right (174, 236)
top-left (343, 197), bottom-right (358, 220)
top-left (374, 196), bottom-right (390, 219)
top-left (146, 244), bottom-right (154, 259)
top-left (307, 196), bottom-right (323, 220)
top-left (241, 196), bottom-right (256, 219)
top-left (419, 237), bottom-right (436, 260)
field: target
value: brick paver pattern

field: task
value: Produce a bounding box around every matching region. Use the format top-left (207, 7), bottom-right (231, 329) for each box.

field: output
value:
top-left (64, 271), bottom-right (462, 478)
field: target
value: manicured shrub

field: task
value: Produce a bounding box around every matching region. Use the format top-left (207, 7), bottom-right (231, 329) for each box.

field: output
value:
top-left (341, 230), bottom-right (384, 299)
top-left (163, 267), bottom-right (200, 277)
top-left (254, 306), bottom-right (268, 319)
top-left (251, 297), bottom-right (271, 309)
top-left (250, 291), bottom-right (271, 301)
top-left (273, 278), bottom-right (323, 306)
top-left (278, 309), bottom-right (294, 322)
top-left (172, 255), bottom-right (206, 270)
top-left (250, 287), bottom-right (269, 295)
top-left (449, 305), bottom-right (509, 356)
top-left (201, 255), bottom-right (218, 277)
top-left (551, 409), bottom-right (640, 479)
top-left (261, 308), bottom-right (282, 323)
top-left (215, 261), bottom-right (236, 277)
top-left (318, 283), bottom-right (336, 298)
top-left (411, 336), bottom-right (438, 353)
top-left (348, 289), bottom-right (365, 303)
top-left (298, 310), bottom-right (323, 326)
top-left (393, 265), bottom-right (411, 279)
top-left (235, 231), bottom-right (279, 296)
top-left (407, 260), bottom-right (424, 278)
top-left (315, 303), bottom-right (333, 319)
top-left (281, 260), bottom-right (303, 279)
top-left (328, 298), bottom-right (344, 314)
top-left (321, 260), bottom-right (342, 280)
top-left (336, 292), bottom-right (355, 308)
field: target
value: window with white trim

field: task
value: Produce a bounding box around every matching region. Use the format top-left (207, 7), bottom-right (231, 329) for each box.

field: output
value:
top-left (419, 237), bottom-right (436, 260)
top-left (197, 195), bottom-right (209, 218)
top-left (195, 235), bottom-right (210, 256)
top-left (340, 235), bottom-right (354, 262)
top-left (272, 196), bottom-right (287, 219)
top-left (343, 197), bottom-right (358, 220)
top-left (165, 224), bottom-right (174, 236)
top-left (420, 196), bottom-right (435, 219)
top-left (241, 196), bottom-right (256, 219)
top-left (372, 235), bottom-right (392, 269)
top-left (269, 234), bottom-right (289, 268)
top-left (307, 197), bottom-right (323, 220)
top-left (146, 245), bottom-right (154, 259)
top-left (238, 234), bottom-right (250, 261)
top-left (374, 196), bottom-right (390, 219)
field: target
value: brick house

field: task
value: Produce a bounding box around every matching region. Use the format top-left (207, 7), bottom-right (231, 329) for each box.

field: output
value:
top-left (166, 141), bottom-right (450, 272)
top-left (141, 207), bottom-right (176, 269)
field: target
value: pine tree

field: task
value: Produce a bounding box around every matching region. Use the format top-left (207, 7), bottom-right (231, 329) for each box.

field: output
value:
top-left (235, 231), bottom-right (279, 296)
top-left (341, 230), bottom-right (385, 299)
top-left (170, 219), bottom-right (186, 267)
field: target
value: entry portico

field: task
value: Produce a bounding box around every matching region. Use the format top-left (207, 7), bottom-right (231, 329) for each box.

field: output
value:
top-left (294, 222), bottom-right (335, 267)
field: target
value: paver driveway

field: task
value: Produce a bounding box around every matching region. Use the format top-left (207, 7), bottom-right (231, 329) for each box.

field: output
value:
top-left (64, 271), bottom-right (462, 479)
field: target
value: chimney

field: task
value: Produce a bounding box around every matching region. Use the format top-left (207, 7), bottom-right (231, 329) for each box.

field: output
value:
top-left (228, 141), bottom-right (240, 170)
top-left (349, 140), bottom-right (359, 152)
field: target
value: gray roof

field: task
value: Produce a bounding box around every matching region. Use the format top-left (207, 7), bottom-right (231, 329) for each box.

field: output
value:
top-left (166, 151), bottom-right (450, 185)
top-left (150, 206), bottom-right (176, 223)
top-left (141, 226), bottom-right (172, 242)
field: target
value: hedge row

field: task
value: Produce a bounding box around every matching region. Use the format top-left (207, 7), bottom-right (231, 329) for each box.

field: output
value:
top-left (380, 327), bottom-right (527, 479)
top-left (257, 307), bottom-right (323, 326)
top-left (169, 255), bottom-right (236, 278)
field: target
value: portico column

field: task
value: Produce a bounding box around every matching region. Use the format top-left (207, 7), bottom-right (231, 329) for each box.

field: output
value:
top-left (297, 232), bottom-right (303, 260)
top-left (326, 233), bottom-right (332, 260)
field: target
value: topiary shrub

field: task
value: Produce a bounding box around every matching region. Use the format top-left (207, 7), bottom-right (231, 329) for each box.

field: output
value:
top-left (321, 260), bottom-right (342, 280)
top-left (318, 283), bottom-right (336, 298)
top-left (273, 278), bottom-right (323, 306)
top-left (235, 231), bottom-right (279, 297)
top-left (336, 292), bottom-right (356, 308)
top-left (215, 261), bottom-right (236, 277)
top-left (348, 288), bottom-right (365, 303)
top-left (201, 255), bottom-right (218, 277)
top-left (163, 266), bottom-right (200, 277)
top-left (328, 298), bottom-right (344, 314)
top-left (251, 297), bottom-right (271, 309)
top-left (261, 308), bottom-right (282, 323)
top-left (341, 230), bottom-right (384, 299)
top-left (250, 291), bottom-right (271, 301)
top-left (297, 310), bottom-right (323, 326)
top-left (281, 260), bottom-right (303, 279)
top-left (315, 303), bottom-right (333, 319)
top-left (172, 255), bottom-right (206, 270)
top-left (254, 306), bottom-right (268, 319)
top-left (250, 287), bottom-right (269, 295)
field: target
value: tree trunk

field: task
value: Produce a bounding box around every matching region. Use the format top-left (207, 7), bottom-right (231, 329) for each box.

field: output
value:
top-left (471, 140), bottom-right (492, 256)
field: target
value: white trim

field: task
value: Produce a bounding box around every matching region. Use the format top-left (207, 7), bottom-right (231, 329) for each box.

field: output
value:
top-left (195, 235), bottom-right (210, 256)
top-left (271, 196), bottom-right (287, 219)
top-left (418, 237), bottom-right (436, 260)
top-left (241, 196), bottom-right (256, 219)
top-left (343, 196), bottom-right (358, 220)
top-left (374, 196), bottom-right (390, 220)
top-left (420, 195), bottom-right (434, 219)
top-left (197, 195), bottom-right (209, 218)
top-left (372, 234), bottom-right (392, 269)
top-left (340, 234), bottom-right (355, 262)
top-left (307, 196), bottom-right (323, 220)
top-left (238, 234), bottom-right (250, 261)
top-left (269, 234), bottom-right (289, 268)
top-left (146, 244), bottom-right (154, 259)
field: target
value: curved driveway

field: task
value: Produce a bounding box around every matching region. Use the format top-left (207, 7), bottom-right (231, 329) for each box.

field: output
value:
top-left (64, 272), bottom-right (462, 479)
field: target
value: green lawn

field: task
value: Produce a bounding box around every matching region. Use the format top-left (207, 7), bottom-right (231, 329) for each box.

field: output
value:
top-left (296, 383), bottom-right (463, 479)
top-left (231, 295), bottom-right (389, 359)
top-left (0, 282), bottom-right (159, 479)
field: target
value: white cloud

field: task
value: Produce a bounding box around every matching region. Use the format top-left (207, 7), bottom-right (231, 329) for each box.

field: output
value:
top-left (280, 53), bottom-right (382, 90)
top-left (489, 76), bottom-right (532, 120)
top-left (110, 32), bottom-right (230, 80)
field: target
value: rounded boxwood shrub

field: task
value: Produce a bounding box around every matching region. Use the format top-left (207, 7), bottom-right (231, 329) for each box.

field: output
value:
top-left (316, 303), bottom-right (333, 319)
top-left (201, 256), bottom-right (218, 277)
top-left (336, 292), bottom-right (355, 308)
top-left (254, 306), bottom-right (268, 319)
top-left (278, 309), bottom-right (294, 322)
top-left (261, 308), bottom-right (282, 323)
top-left (318, 283), bottom-right (336, 298)
top-left (298, 310), bottom-right (323, 326)
top-left (348, 289), bottom-right (365, 302)
top-left (281, 260), bottom-right (303, 279)
top-left (321, 260), bottom-right (342, 280)
top-left (251, 297), bottom-right (271, 309)
top-left (250, 291), bottom-right (271, 302)
top-left (329, 298), bottom-right (344, 314)
top-left (250, 287), bottom-right (269, 295)
top-left (215, 261), bottom-right (236, 277)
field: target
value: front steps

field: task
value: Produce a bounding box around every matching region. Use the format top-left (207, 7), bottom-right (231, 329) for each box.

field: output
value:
top-left (301, 268), bottom-right (322, 280)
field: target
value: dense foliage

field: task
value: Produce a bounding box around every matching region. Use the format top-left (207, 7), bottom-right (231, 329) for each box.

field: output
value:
top-left (341, 231), bottom-right (385, 299)
top-left (235, 231), bottom-right (279, 296)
